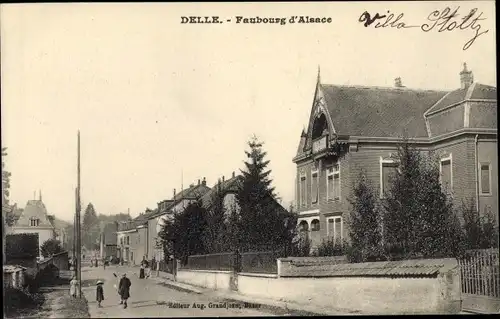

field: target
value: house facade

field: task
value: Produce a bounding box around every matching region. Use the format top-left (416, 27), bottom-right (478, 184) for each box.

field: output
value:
top-left (146, 179), bottom-right (211, 262)
top-left (293, 64), bottom-right (497, 248)
top-left (114, 179), bottom-right (211, 264)
top-left (9, 195), bottom-right (57, 255)
top-left (116, 216), bottom-right (148, 265)
top-left (99, 221), bottom-right (118, 259)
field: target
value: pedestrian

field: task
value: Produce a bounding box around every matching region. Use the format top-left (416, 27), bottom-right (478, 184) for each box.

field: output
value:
top-left (139, 264), bottom-right (145, 279)
top-left (102, 257), bottom-right (106, 270)
top-left (118, 273), bottom-right (131, 309)
top-left (96, 280), bottom-right (104, 307)
top-left (69, 276), bottom-right (78, 298)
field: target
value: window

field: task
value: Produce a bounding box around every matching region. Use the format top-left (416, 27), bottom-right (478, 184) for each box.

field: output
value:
top-left (29, 218), bottom-right (40, 227)
top-left (126, 236), bottom-right (130, 245)
top-left (300, 173), bottom-right (307, 207)
top-left (380, 158), bottom-right (398, 198)
top-left (311, 219), bottom-right (320, 231)
top-left (311, 168), bottom-right (319, 204)
top-left (298, 220), bottom-right (309, 232)
top-left (327, 216), bottom-right (343, 245)
top-left (327, 163), bottom-right (340, 201)
top-left (480, 163), bottom-right (491, 195)
top-left (440, 155), bottom-right (453, 194)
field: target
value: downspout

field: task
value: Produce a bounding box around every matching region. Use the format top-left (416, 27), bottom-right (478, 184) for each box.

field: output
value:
top-left (474, 134), bottom-right (479, 212)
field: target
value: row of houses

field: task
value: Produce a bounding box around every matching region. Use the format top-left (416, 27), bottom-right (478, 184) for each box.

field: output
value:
top-left (113, 174), bottom-right (249, 265)
top-left (108, 63), bottom-right (497, 261)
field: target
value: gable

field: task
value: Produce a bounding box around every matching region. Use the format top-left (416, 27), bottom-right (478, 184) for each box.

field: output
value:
top-left (15, 200), bottom-right (54, 228)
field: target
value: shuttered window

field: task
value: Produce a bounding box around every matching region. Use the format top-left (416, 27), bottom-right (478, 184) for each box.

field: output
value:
top-left (311, 171), bottom-right (319, 204)
top-left (440, 156), bottom-right (452, 194)
top-left (480, 163), bottom-right (491, 194)
top-left (381, 161), bottom-right (398, 197)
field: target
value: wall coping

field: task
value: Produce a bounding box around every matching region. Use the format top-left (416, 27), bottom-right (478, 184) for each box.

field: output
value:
top-left (280, 258), bottom-right (458, 278)
top-left (179, 269), bottom-right (232, 274)
top-left (238, 272), bottom-right (278, 278)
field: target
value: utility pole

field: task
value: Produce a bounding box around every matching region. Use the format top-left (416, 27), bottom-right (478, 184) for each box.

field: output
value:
top-left (76, 131), bottom-right (82, 298)
top-left (73, 188), bottom-right (77, 274)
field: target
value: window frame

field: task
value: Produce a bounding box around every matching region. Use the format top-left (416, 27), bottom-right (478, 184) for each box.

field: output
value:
top-left (326, 216), bottom-right (343, 243)
top-left (299, 171), bottom-right (307, 207)
top-left (439, 154), bottom-right (453, 195)
top-left (311, 167), bottom-right (319, 204)
top-left (311, 219), bottom-right (320, 231)
top-left (326, 162), bottom-right (341, 201)
top-left (479, 162), bottom-right (492, 196)
top-left (380, 157), bottom-right (398, 199)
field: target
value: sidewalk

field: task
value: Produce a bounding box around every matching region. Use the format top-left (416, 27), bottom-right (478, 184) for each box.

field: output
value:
top-left (149, 272), bottom-right (359, 316)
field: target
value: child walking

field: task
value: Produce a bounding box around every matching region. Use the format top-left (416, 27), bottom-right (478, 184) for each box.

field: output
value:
top-left (96, 280), bottom-right (104, 307)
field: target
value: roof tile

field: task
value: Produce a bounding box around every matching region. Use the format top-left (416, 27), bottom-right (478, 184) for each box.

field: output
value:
top-left (322, 85), bottom-right (448, 138)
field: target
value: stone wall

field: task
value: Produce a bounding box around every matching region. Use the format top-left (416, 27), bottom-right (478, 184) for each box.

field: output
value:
top-left (177, 257), bottom-right (462, 314)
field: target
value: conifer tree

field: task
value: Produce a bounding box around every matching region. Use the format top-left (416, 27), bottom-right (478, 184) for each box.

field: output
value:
top-left (203, 180), bottom-right (228, 253)
top-left (382, 140), bottom-right (465, 260)
top-left (236, 135), bottom-right (292, 252)
top-left (347, 171), bottom-right (384, 262)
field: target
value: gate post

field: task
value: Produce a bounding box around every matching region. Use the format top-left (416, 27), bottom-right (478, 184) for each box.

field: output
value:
top-left (230, 249), bottom-right (241, 291)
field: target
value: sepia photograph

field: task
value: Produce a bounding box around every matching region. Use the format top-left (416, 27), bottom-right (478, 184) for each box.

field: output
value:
top-left (1, 1), bottom-right (498, 317)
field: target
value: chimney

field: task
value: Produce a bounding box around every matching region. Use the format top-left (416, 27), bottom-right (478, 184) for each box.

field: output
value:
top-left (232, 171), bottom-right (235, 178)
top-left (198, 179), bottom-right (200, 186)
top-left (173, 188), bottom-right (176, 198)
top-left (394, 77), bottom-right (403, 88)
top-left (460, 62), bottom-right (474, 89)
top-left (202, 177), bottom-right (206, 186)
top-left (222, 175), bottom-right (225, 183)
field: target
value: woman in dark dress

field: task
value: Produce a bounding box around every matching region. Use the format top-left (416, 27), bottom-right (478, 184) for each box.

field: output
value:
top-left (96, 281), bottom-right (104, 307)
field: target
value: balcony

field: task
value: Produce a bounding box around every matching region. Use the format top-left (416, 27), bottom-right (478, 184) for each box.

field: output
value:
top-left (312, 135), bottom-right (328, 154)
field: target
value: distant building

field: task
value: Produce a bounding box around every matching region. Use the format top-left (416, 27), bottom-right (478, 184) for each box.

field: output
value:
top-left (293, 64), bottom-right (497, 249)
top-left (200, 172), bottom-right (241, 217)
top-left (99, 221), bottom-right (118, 259)
top-left (9, 192), bottom-right (56, 256)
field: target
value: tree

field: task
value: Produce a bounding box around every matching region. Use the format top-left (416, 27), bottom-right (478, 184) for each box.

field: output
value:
top-left (481, 207), bottom-right (499, 249)
top-left (381, 140), bottom-right (465, 260)
top-left (82, 203), bottom-right (99, 249)
top-left (159, 201), bottom-right (208, 264)
top-left (40, 238), bottom-right (64, 258)
top-left (347, 171), bottom-right (384, 262)
top-left (236, 135), bottom-right (293, 252)
top-left (461, 199), bottom-right (483, 250)
top-left (2, 147), bottom-right (15, 227)
top-left (202, 181), bottom-right (229, 253)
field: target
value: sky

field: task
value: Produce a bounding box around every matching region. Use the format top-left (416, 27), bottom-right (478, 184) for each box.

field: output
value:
top-left (1, 2), bottom-right (496, 222)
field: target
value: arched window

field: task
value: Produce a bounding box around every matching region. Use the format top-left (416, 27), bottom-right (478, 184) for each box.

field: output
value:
top-left (298, 220), bottom-right (309, 232)
top-left (311, 219), bottom-right (320, 231)
top-left (312, 113), bottom-right (328, 140)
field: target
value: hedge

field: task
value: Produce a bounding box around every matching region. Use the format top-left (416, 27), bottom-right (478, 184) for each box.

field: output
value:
top-left (6, 233), bottom-right (39, 261)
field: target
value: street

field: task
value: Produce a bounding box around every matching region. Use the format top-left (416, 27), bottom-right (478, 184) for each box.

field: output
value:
top-left (82, 265), bottom-right (280, 317)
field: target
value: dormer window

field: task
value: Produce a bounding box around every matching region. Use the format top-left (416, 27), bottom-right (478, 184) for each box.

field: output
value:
top-left (29, 217), bottom-right (40, 227)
